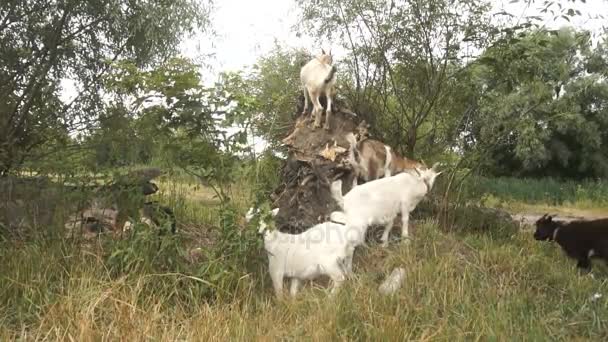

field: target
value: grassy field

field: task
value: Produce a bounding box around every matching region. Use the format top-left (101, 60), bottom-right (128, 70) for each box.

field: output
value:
top-left (1, 175), bottom-right (608, 340)
top-left (471, 177), bottom-right (608, 218)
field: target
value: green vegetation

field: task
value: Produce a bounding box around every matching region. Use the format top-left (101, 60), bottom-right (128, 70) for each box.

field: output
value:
top-left (467, 177), bottom-right (608, 213)
top-left (2, 172), bottom-right (607, 339)
top-left (2, 205), bottom-right (608, 340)
top-left (1, 0), bottom-right (607, 340)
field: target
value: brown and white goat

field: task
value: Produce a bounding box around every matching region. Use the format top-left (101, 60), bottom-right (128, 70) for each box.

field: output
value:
top-left (346, 133), bottom-right (426, 188)
top-left (300, 49), bottom-right (337, 130)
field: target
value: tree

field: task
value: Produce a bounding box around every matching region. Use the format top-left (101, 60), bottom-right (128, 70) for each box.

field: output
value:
top-left (0, 0), bottom-right (211, 176)
top-left (296, 0), bottom-right (495, 158)
top-left (463, 28), bottom-right (608, 178)
top-left (218, 45), bottom-right (312, 150)
top-left (101, 56), bottom-right (253, 200)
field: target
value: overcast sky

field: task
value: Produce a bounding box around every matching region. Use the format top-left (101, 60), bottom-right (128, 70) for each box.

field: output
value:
top-left (63, 0), bottom-right (607, 100)
top-left (184, 0), bottom-right (607, 80)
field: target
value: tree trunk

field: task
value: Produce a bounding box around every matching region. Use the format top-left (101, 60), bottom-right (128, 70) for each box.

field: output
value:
top-left (271, 97), bottom-right (368, 233)
top-left (405, 124), bottom-right (417, 158)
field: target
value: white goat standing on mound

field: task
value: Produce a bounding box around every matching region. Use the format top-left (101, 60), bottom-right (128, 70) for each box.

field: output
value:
top-left (300, 49), bottom-right (337, 130)
top-left (246, 207), bottom-right (351, 297)
top-left (331, 163), bottom-right (442, 269)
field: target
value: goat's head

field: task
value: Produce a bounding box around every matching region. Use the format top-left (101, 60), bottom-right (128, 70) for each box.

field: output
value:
top-left (245, 207), bottom-right (279, 234)
top-left (534, 214), bottom-right (559, 241)
top-left (414, 162), bottom-right (443, 190)
top-left (419, 159), bottom-right (430, 170)
top-left (318, 48), bottom-right (333, 65)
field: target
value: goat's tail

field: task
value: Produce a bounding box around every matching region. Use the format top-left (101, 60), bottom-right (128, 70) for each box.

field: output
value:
top-left (324, 65), bottom-right (337, 83)
top-left (330, 180), bottom-right (345, 210)
top-left (384, 145), bottom-right (393, 175)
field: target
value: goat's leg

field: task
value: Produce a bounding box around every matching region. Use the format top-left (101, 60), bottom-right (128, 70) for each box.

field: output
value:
top-left (324, 93), bottom-right (332, 130)
top-left (289, 278), bottom-right (301, 297)
top-left (311, 91), bottom-right (323, 128)
top-left (342, 252), bottom-right (354, 276)
top-left (576, 257), bottom-right (591, 271)
top-left (328, 266), bottom-right (346, 297)
top-left (400, 209), bottom-right (411, 244)
top-left (270, 270), bottom-right (284, 297)
top-left (380, 221), bottom-right (394, 248)
top-left (302, 86), bottom-right (309, 116)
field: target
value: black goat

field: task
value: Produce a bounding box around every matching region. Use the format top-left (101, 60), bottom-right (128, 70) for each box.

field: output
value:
top-left (534, 214), bottom-right (608, 270)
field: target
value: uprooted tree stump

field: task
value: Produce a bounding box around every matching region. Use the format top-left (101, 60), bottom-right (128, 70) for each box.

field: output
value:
top-left (271, 98), bottom-right (368, 234)
top-left (269, 97), bottom-right (520, 236)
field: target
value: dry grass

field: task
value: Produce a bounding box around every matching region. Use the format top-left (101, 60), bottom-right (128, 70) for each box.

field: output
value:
top-left (2, 219), bottom-right (608, 340)
top-left (2, 176), bottom-right (608, 340)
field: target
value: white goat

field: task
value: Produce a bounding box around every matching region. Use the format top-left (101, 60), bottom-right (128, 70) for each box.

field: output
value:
top-left (331, 163), bottom-right (442, 255)
top-left (246, 207), bottom-right (351, 297)
top-left (300, 49), bottom-right (337, 130)
top-left (346, 133), bottom-right (427, 188)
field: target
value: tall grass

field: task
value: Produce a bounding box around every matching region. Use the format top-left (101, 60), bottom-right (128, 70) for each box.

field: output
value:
top-left (1, 221), bottom-right (608, 340)
top-left (2, 171), bottom-right (608, 340)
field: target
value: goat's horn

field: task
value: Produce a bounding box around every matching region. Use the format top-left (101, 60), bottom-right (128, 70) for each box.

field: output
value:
top-left (321, 48), bottom-right (326, 54)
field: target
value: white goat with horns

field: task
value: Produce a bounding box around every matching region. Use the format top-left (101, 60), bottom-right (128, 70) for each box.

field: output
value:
top-left (300, 49), bottom-right (337, 130)
top-left (330, 163), bottom-right (443, 273)
top-left (246, 207), bottom-right (352, 297)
